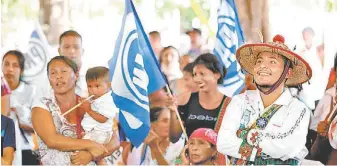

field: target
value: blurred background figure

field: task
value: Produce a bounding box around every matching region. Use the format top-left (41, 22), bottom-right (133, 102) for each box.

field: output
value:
top-left (149, 31), bottom-right (163, 60)
top-left (186, 28), bottom-right (204, 60)
top-left (297, 27), bottom-right (332, 153)
top-left (179, 54), bottom-right (193, 71)
top-left (302, 27), bottom-right (315, 50)
top-left (298, 27), bottom-right (328, 111)
top-left (159, 46), bottom-right (184, 95)
top-left (182, 63), bottom-right (198, 93)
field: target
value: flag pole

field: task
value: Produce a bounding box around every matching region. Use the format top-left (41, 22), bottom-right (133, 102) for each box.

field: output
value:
top-left (61, 95), bottom-right (95, 117)
top-left (165, 85), bottom-right (189, 141)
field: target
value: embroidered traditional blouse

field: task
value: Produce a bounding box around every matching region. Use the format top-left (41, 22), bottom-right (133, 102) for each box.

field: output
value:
top-left (217, 89), bottom-right (310, 163)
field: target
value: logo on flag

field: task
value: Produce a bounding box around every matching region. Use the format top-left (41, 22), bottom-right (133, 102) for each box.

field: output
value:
top-left (21, 23), bottom-right (53, 90)
top-left (109, 0), bottom-right (166, 147)
top-left (23, 30), bottom-right (49, 78)
top-left (214, 0), bottom-right (245, 97)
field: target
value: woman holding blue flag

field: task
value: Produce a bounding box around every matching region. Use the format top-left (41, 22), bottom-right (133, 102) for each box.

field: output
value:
top-left (170, 53), bottom-right (231, 142)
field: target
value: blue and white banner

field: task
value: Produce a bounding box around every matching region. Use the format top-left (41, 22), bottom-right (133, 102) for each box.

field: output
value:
top-left (109, 0), bottom-right (166, 147)
top-left (22, 22), bottom-right (54, 89)
top-left (214, 0), bottom-right (245, 97)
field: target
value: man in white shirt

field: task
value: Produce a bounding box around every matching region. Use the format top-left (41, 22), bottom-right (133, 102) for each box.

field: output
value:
top-left (36, 30), bottom-right (88, 98)
top-left (217, 35), bottom-right (312, 165)
top-left (297, 27), bottom-right (333, 156)
top-left (186, 28), bottom-right (210, 60)
top-left (58, 30), bottom-right (88, 98)
top-left (298, 27), bottom-right (328, 110)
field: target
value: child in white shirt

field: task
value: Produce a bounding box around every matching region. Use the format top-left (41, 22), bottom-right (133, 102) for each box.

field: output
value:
top-left (81, 66), bottom-right (118, 165)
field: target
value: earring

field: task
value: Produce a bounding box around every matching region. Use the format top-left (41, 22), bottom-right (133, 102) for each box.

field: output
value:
top-left (19, 75), bottom-right (23, 82)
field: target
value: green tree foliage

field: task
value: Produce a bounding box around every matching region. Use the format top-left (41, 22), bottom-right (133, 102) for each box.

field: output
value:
top-left (154, 0), bottom-right (210, 30)
top-left (327, 0), bottom-right (337, 12)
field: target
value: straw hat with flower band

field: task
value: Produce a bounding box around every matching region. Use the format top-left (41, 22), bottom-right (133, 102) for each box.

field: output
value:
top-left (236, 34), bottom-right (312, 95)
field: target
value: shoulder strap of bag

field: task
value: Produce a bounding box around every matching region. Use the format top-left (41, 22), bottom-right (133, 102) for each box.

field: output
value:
top-left (214, 97), bottom-right (232, 133)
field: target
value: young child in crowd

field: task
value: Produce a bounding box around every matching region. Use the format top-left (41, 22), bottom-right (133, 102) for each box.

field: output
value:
top-left (81, 66), bottom-right (118, 165)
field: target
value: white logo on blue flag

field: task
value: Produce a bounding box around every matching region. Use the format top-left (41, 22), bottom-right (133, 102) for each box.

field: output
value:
top-left (109, 0), bottom-right (166, 147)
top-left (214, 0), bottom-right (245, 97)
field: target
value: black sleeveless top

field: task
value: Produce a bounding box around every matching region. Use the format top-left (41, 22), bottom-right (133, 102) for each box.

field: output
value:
top-left (178, 92), bottom-right (226, 137)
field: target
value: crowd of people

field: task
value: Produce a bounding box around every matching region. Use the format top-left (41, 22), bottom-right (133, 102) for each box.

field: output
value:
top-left (1, 27), bottom-right (337, 165)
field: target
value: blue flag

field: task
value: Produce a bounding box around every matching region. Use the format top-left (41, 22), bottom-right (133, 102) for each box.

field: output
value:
top-left (109, 0), bottom-right (166, 147)
top-left (214, 0), bottom-right (245, 97)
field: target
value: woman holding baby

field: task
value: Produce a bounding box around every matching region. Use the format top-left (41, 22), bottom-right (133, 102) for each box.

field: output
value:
top-left (32, 56), bottom-right (119, 165)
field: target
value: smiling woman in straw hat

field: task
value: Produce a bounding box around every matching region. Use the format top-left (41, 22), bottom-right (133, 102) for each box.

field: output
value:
top-left (217, 35), bottom-right (313, 165)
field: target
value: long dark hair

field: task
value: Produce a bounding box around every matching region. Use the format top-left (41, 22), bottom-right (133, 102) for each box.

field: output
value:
top-left (193, 53), bottom-right (226, 84)
top-left (2, 50), bottom-right (25, 73)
